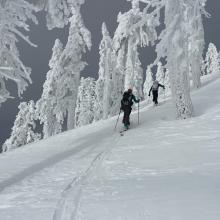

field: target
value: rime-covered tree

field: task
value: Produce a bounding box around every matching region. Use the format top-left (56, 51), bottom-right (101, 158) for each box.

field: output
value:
top-left (187, 0), bottom-right (208, 88)
top-left (203, 43), bottom-right (220, 75)
top-left (0, 77), bottom-right (10, 105)
top-left (155, 62), bottom-right (165, 94)
top-left (36, 39), bottom-right (63, 138)
top-left (94, 78), bottom-right (104, 121)
top-left (137, 0), bottom-right (206, 118)
top-left (38, 0), bottom-right (85, 30)
top-left (36, 2), bottom-right (91, 131)
top-left (163, 68), bottom-right (171, 97)
top-left (143, 66), bottom-right (153, 100)
top-left (201, 59), bottom-right (206, 76)
top-left (132, 52), bottom-right (144, 99)
top-left (54, 7), bottom-right (91, 130)
top-left (113, 0), bottom-right (158, 91)
top-left (124, 37), bottom-right (137, 90)
top-left (94, 23), bottom-right (114, 120)
top-left (109, 51), bottom-right (125, 116)
top-left (0, 0), bottom-right (38, 106)
top-left (3, 101), bottom-right (41, 152)
top-left (114, 0), bottom-right (158, 50)
top-left (155, 0), bottom-right (194, 118)
top-left (75, 77), bottom-right (96, 127)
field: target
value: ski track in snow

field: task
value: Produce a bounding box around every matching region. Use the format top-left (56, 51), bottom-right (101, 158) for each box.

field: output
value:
top-left (53, 133), bottom-right (121, 220)
top-left (0, 140), bottom-right (93, 193)
top-left (0, 125), bottom-right (116, 193)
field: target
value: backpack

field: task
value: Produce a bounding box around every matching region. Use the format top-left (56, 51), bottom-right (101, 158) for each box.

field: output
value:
top-left (121, 92), bottom-right (133, 108)
top-left (152, 80), bottom-right (159, 90)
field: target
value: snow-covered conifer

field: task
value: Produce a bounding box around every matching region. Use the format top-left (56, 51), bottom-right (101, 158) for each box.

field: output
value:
top-left (124, 42), bottom-right (144, 95)
top-left (163, 68), bottom-right (171, 98)
top-left (187, 0), bottom-right (208, 88)
top-left (94, 78), bottom-right (104, 121)
top-left (113, 0), bottom-right (158, 95)
top-left (0, 0), bottom-right (38, 106)
top-left (94, 23), bottom-right (114, 120)
top-left (155, 62), bottom-right (165, 96)
top-left (0, 78), bottom-right (10, 106)
top-left (201, 59), bottom-right (206, 76)
top-left (203, 43), bottom-right (220, 75)
top-left (3, 101), bottom-right (41, 152)
top-left (113, 1), bottom-right (158, 51)
top-left (143, 66), bottom-right (153, 100)
top-left (109, 51), bottom-right (125, 116)
top-left (40, 0), bottom-right (85, 30)
top-left (137, 0), bottom-right (208, 118)
top-left (132, 52), bottom-right (144, 99)
top-left (75, 77), bottom-right (96, 127)
top-left (54, 8), bottom-right (91, 130)
top-left (155, 0), bottom-right (194, 118)
top-left (36, 39), bottom-right (63, 138)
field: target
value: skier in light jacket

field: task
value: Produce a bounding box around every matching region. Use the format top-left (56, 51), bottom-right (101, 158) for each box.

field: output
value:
top-left (148, 80), bottom-right (165, 105)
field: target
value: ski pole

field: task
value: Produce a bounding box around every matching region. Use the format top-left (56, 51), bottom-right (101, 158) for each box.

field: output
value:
top-left (138, 102), bottom-right (140, 125)
top-left (147, 94), bottom-right (151, 105)
top-left (114, 109), bottom-right (121, 130)
top-left (163, 70), bottom-right (166, 100)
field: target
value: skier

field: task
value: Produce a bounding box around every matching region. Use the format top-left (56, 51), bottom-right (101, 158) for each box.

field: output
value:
top-left (121, 88), bottom-right (140, 130)
top-left (148, 80), bottom-right (165, 106)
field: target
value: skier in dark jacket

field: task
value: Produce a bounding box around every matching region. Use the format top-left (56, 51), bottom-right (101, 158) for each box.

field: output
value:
top-left (148, 80), bottom-right (165, 105)
top-left (121, 88), bottom-right (139, 130)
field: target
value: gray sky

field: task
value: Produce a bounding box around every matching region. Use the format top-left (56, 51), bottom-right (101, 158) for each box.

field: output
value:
top-left (0, 0), bottom-right (220, 146)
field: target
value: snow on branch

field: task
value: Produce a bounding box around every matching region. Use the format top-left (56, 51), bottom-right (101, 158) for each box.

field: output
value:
top-left (0, 0), bottom-right (38, 106)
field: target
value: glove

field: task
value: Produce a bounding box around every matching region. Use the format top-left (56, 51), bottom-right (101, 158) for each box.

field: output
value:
top-left (148, 94), bottom-right (150, 97)
top-left (137, 99), bottom-right (140, 103)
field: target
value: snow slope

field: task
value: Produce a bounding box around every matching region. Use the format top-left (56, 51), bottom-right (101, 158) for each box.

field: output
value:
top-left (0, 74), bottom-right (220, 220)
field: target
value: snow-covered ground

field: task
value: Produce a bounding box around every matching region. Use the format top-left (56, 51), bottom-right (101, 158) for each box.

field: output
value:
top-left (0, 74), bottom-right (220, 220)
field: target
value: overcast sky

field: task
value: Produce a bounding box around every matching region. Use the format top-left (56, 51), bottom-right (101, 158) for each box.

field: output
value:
top-left (0, 0), bottom-right (220, 146)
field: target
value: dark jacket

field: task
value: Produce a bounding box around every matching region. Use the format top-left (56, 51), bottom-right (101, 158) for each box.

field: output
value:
top-left (121, 91), bottom-right (139, 110)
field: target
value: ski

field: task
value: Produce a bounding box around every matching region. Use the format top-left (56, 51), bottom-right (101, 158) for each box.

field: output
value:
top-left (119, 128), bottom-right (129, 136)
top-left (119, 131), bottom-right (124, 136)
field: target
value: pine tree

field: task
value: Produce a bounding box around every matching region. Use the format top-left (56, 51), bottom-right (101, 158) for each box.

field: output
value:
top-left (113, 0), bottom-right (158, 96)
top-left (124, 41), bottom-right (144, 95)
top-left (137, 0), bottom-right (208, 118)
top-left (0, 0), bottom-right (38, 106)
top-left (124, 38), bottom-right (136, 90)
top-left (109, 51), bottom-right (125, 116)
top-left (75, 77), bottom-right (96, 127)
top-left (54, 7), bottom-right (91, 130)
top-left (40, 0), bottom-right (85, 30)
top-left (155, 62), bottom-right (165, 96)
top-left (94, 23), bottom-right (114, 120)
top-left (187, 0), bottom-right (208, 88)
top-left (155, 0), bottom-right (194, 118)
top-left (143, 66), bottom-right (153, 100)
top-left (0, 78), bottom-right (10, 106)
top-left (163, 68), bottom-right (171, 98)
top-left (203, 43), bottom-right (220, 75)
top-left (133, 52), bottom-right (144, 99)
top-left (94, 78), bottom-right (105, 121)
top-left (36, 39), bottom-right (63, 138)
top-left (3, 101), bottom-right (41, 152)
